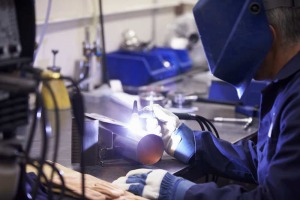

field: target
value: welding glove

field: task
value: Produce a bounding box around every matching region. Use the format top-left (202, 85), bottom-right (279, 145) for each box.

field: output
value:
top-left (141, 104), bottom-right (196, 164)
top-left (113, 168), bottom-right (195, 200)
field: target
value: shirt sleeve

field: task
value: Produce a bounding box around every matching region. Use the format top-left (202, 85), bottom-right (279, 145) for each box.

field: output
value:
top-left (172, 125), bottom-right (260, 200)
top-left (173, 124), bottom-right (258, 183)
top-left (192, 130), bottom-right (258, 183)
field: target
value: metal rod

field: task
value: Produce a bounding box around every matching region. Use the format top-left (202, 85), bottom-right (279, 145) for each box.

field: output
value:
top-left (213, 117), bottom-right (252, 123)
top-left (98, 0), bottom-right (108, 85)
top-left (213, 117), bottom-right (253, 130)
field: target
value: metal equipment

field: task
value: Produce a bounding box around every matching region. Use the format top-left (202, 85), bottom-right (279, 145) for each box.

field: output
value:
top-left (0, 1), bottom-right (35, 199)
top-left (0, 0), bottom-right (35, 134)
top-left (72, 111), bottom-right (164, 166)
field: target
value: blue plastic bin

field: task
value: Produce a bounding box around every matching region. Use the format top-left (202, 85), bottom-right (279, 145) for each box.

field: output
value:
top-left (150, 47), bottom-right (192, 73)
top-left (106, 50), bottom-right (180, 87)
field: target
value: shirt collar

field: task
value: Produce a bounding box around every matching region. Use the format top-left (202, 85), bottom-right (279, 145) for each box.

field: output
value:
top-left (274, 51), bottom-right (300, 82)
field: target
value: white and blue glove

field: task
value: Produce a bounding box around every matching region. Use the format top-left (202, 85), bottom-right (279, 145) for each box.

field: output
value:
top-left (141, 104), bottom-right (196, 164)
top-left (112, 168), bottom-right (195, 200)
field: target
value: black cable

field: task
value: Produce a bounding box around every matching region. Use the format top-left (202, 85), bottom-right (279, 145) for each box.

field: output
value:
top-left (44, 160), bottom-right (66, 200)
top-left (26, 161), bottom-right (52, 197)
top-left (22, 69), bottom-right (85, 199)
top-left (193, 117), bottom-right (207, 131)
top-left (26, 158), bottom-right (66, 200)
top-left (61, 75), bottom-right (86, 200)
top-left (31, 91), bottom-right (52, 200)
top-left (175, 113), bottom-right (205, 130)
top-left (198, 117), bottom-right (212, 132)
top-left (17, 68), bottom-right (52, 199)
top-left (20, 68), bottom-right (67, 199)
top-left (179, 113), bottom-right (220, 139)
top-left (195, 117), bottom-right (212, 132)
top-left (197, 115), bottom-right (220, 138)
top-left (40, 79), bottom-right (60, 164)
top-left (22, 67), bottom-right (43, 156)
top-left (25, 88), bottom-right (40, 156)
top-left (98, 0), bottom-right (108, 85)
top-left (175, 113), bottom-right (220, 138)
top-left (41, 79), bottom-right (61, 198)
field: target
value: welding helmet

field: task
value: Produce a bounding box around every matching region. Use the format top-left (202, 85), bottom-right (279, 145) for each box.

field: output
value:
top-left (193, 0), bottom-right (273, 97)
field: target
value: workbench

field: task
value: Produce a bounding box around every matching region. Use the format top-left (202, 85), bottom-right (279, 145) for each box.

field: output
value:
top-left (27, 70), bottom-right (258, 183)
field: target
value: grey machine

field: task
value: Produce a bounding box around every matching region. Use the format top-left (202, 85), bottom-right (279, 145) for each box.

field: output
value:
top-left (0, 0), bottom-right (35, 199)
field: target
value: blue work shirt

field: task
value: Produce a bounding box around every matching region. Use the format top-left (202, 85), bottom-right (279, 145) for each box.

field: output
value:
top-left (175, 53), bottom-right (300, 200)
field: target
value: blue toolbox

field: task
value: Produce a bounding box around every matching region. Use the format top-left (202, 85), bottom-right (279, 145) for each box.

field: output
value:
top-left (150, 47), bottom-right (192, 73)
top-left (106, 47), bottom-right (192, 87)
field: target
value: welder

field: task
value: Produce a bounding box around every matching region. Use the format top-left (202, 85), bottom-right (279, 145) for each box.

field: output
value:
top-left (113, 0), bottom-right (300, 199)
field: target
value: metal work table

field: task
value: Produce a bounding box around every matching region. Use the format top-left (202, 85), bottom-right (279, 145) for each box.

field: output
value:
top-left (27, 70), bottom-right (258, 183)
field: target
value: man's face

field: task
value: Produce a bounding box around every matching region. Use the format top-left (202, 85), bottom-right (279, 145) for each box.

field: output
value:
top-left (254, 50), bottom-right (273, 81)
top-left (254, 25), bottom-right (277, 81)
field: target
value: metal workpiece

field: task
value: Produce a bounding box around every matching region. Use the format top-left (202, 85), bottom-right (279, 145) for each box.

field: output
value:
top-left (97, 124), bottom-right (165, 166)
top-left (114, 132), bottom-right (164, 165)
top-left (84, 112), bottom-right (164, 166)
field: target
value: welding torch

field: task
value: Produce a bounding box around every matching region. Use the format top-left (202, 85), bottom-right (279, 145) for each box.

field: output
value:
top-left (131, 100), bottom-right (161, 134)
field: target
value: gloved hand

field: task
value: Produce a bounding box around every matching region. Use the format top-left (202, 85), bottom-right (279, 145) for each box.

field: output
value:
top-left (112, 168), bottom-right (195, 200)
top-left (141, 104), bottom-right (196, 164)
top-left (141, 104), bottom-right (181, 155)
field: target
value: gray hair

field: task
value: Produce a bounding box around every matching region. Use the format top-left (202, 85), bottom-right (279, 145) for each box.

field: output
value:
top-left (266, 8), bottom-right (300, 46)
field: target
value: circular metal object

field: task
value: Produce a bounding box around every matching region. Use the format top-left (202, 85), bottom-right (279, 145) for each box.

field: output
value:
top-left (137, 134), bottom-right (164, 165)
top-left (169, 92), bottom-right (198, 108)
top-left (114, 133), bottom-right (164, 165)
top-left (139, 91), bottom-right (167, 107)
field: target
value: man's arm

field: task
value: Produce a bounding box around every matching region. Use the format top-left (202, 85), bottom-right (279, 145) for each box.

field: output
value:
top-left (175, 124), bottom-right (258, 184)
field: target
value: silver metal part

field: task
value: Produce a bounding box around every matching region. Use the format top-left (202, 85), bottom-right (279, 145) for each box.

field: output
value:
top-left (139, 91), bottom-right (167, 108)
top-left (213, 117), bottom-right (253, 130)
top-left (169, 92), bottom-right (198, 108)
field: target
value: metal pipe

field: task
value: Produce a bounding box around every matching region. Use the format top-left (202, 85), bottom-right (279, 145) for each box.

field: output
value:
top-left (114, 132), bottom-right (164, 165)
top-left (85, 113), bottom-right (164, 165)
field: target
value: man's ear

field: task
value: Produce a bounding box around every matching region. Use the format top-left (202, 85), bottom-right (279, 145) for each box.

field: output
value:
top-left (269, 25), bottom-right (278, 47)
top-left (269, 25), bottom-right (276, 36)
